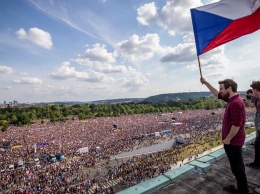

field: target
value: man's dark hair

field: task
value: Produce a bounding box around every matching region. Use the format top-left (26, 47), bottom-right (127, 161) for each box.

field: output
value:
top-left (250, 81), bottom-right (260, 91)
top-left (218, 79), bottom-right (237, 92)
top-left (246, 89), bottom-right (253, 94)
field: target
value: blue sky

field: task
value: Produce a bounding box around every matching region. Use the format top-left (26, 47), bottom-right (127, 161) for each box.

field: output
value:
top-left (0, 0), bottom-right (260, 103)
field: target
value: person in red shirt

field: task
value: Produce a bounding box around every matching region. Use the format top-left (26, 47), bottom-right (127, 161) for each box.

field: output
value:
top-left (200, 77), bottom-right (251, 194)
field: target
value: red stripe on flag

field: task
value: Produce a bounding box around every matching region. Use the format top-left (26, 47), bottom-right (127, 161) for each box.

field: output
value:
top-left (203, 7), bottom-right (260, 54)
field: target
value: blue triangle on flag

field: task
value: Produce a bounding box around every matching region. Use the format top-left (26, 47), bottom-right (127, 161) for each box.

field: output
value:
top-left (191, 9), bottom-right (232, 55)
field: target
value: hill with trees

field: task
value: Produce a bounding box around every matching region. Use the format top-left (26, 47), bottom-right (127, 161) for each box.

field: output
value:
top-left (91, 98), bottom-right (144, 104)
top-left (90, 92), bottom-right (212, 104)
top-left (143, 92), bottom-right (212, 102)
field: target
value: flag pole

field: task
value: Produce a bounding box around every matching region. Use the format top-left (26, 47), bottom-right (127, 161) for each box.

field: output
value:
top-left (197, 56), bottom-right (202, 78)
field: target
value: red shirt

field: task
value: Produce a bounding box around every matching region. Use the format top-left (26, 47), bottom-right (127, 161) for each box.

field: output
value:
top-left (218, 93), bottom-right (246, 146)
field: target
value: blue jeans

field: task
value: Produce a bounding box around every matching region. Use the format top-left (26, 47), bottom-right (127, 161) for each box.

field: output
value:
top-left (224, 144), bottom-right (248, 194)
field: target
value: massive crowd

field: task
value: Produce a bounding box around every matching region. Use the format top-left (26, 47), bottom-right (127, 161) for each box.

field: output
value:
top-left (0, 108), bottom-right (255, 193)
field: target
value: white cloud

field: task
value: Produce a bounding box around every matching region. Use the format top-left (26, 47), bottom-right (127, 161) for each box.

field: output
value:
top-left (50, 61), bottom-right (115, 83)
top-left (137, 0), bottom-right (202, 35)
top-left (0, 66), bottom-right (13, 74)
top-left (13, 77), bottom-right (42, 84)
top-left (88, 85), bottom-right (108, 90)
top-left (16, 27), bottom-right (53, 49)
top-left (186, 46), bottom-right (229, 77)
top-left (96, 64), bottom-right (142, 76)
top-left (183, 32), bottom-right (195, 43)
top-left (124, 76), bottom-right (148, 87)
top-left (117, 34), bottom-right (161, 61)
top-left (123, 74), bottom-right (149, 92)
top-left (96, 64), bottom-right (128, 74)
top-left (76, 43), bottom-right (117, 66)
top-left (53, 86), bottom-right (71, 96)
top-left (3, 86), bottom-right (12, 90)
top-left (137, 2), bottom-right (158, 26)
top-left (204, 72), bottom-right (225, 80)
top-left (160, 43), bottom-right (196, 63)
top-left (84, 71), bottom-right (115, 83)
top-left (159, 0), bottom-right (201, 35)
top-left (200, 46), bottom-right (228, 70)
top-left (247, 77), bottom-right (260, 83)
top-left (20, 72), bottom-right (29, 75)
top-left (50, 61), bottom-right (89, 80)
top-left (33, 85), bottom-right (72, 98)
top-left (33, 83), bottom-right (112, 101)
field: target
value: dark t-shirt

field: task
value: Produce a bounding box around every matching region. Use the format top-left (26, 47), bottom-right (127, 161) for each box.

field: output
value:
top-left (251, 95), bottom-right (260, 107)
top-left (218, 93), bottom-right (246, 146)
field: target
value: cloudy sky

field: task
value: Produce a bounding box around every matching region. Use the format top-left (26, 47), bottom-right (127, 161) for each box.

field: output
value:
top-left (0, 0), bottom-right (260, 103)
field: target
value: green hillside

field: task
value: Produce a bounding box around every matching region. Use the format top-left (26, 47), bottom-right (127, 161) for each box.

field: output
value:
top-left (143, 92), bottom-right (212, 102)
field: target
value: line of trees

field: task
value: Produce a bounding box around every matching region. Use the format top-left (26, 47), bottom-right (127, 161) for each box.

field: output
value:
top-left (0, 97), bottom-right (227, 132)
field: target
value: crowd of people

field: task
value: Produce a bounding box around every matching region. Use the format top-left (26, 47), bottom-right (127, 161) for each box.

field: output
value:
top-left (0, 108), bottom-right (256, 193)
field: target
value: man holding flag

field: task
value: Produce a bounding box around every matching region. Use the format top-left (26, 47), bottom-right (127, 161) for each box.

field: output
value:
top-left (190, 1), bottom-right (260, 193)
top-left (200, 77), bottom-right (252, 194)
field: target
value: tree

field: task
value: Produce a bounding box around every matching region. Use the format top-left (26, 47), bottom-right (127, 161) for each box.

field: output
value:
top-left (50, 116), bottom-right (57, 123)
top-left (29, 112), bottom-right (37, 120)
top-left (0, 96), bottom-right (227, 127)
top-left (78, 113), bottom-right (85, 120)
top-left (62, 107), bottom-right (71, 117)
top-left (1, 123), bottom-right (8, 132)
top-left (89, 103), bottom-right (96, 110)
top-left (17, 112), bottom-right (31, 125)
top-left (180, 104), bottom-right (188, 110)
top-left (10, 114), bottom-right (18, 124)
top-left (0, 114), bottom-right (6, 120)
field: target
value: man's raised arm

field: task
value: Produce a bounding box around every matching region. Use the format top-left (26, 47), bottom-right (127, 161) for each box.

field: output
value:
top-left (200, 77), bottom-right (218, 96)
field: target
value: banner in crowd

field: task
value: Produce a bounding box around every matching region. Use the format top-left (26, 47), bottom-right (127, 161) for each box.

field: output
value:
top-left (36, 142), bottom-right (49, 147)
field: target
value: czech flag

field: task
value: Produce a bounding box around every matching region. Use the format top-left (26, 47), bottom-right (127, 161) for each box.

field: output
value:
top-left (190, 0), bottom-right (260, 56)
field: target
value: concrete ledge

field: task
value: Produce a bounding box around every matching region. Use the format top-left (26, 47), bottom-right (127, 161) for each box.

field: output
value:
top-left (245, 133), bottom-right (256, 144)
top-left (188, 160), bottom-right (212, 173)
top-left (164, 165), bottom-right (195, 182)
top-left (196, 155), bottom-right (216, 164)
top-left (117, 175), bottom-right (170, 194)
top-left (117, 165), bottom-right (195, 194)
top-left (117, 141), bottom-right (252, 193)
top-left (203, 145), bottom-right (247, 162)
top-left (208, 149), bottom-right (226, 161)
